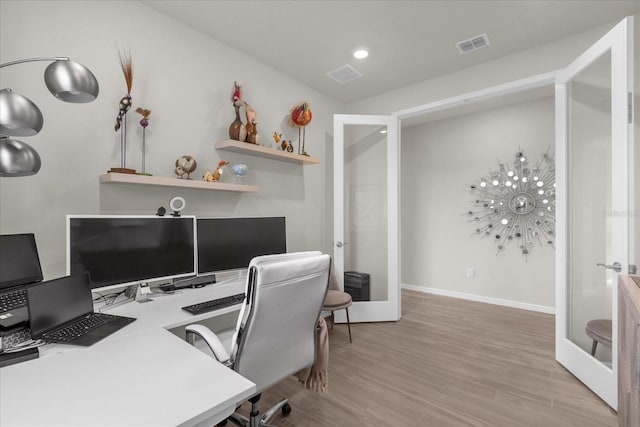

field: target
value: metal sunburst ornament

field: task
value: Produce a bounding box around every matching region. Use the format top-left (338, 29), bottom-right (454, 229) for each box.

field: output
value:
top-left (465, 149), bottom-right (555, 258)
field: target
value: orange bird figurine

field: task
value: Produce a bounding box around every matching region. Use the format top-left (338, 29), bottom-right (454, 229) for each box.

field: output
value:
top-left (212, 160), bottom-right (229, 182)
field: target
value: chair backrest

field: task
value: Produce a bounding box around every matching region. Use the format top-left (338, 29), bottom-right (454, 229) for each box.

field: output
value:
top-left (230, 251), bottom-right (330, 392)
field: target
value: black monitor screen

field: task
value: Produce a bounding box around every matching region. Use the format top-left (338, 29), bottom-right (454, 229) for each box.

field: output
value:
top-left (0, 233), bottom-right (43, 290)
top-left (68, 216), bottom-right (196, 290)
top-left (197, 217), bottom-right (286, 274)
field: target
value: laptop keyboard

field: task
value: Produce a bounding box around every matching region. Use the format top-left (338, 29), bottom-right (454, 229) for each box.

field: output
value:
top-left (42, 312), bottom-right (116, 343)
top-left (0, 289), bottom-right (27, 312)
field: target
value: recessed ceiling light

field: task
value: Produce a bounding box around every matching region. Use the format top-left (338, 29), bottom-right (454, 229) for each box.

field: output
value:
top-left (353, 49), bottom-right (368, 59)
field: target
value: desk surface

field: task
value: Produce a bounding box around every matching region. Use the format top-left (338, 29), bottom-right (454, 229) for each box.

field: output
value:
top-left (0, 279), bottom-right (255, 427)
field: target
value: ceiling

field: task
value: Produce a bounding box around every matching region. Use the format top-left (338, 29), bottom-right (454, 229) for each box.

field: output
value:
top-left (143, 1), bottom-right (640, 104)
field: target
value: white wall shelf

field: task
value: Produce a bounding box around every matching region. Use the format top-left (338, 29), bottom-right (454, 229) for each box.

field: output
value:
top-left (100, 172), bottom-right (258, 192)
top-left (215, 139), bottom-right (320, 165)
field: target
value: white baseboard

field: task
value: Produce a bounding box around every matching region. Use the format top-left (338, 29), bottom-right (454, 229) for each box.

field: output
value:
top-left (402, 283), bottom-right (555, 314)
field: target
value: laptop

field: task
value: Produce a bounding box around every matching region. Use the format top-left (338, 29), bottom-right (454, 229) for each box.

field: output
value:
top-left (0, 234), bottom-right (44, 329)
top-left (26, 273), bottom-right (136, 346)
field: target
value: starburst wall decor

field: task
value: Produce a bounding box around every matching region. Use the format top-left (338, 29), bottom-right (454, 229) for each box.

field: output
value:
top-left (466, 149), bottom-right (555, 257)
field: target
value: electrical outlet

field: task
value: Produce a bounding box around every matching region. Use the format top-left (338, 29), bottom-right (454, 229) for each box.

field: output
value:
top-left (466, 268), bottom-right (474, 278)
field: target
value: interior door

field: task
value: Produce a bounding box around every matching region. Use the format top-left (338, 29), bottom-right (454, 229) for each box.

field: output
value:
top-left (555, 16), bottom-right (633, 408)
top-left (333, 114), bottom-right (400, 322)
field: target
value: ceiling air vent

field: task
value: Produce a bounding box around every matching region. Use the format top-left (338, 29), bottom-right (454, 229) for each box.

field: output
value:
top-left (326, 64), bottom-right (362, 84)
top-left (456, 33), bottom-right (490, 54)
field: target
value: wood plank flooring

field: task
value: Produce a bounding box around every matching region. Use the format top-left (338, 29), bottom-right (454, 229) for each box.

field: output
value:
top-left (238, 290), bottom-right (618, 426)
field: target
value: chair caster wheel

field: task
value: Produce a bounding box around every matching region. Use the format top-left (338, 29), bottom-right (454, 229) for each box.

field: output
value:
top-left (282, 403), bottom-right (292, 417)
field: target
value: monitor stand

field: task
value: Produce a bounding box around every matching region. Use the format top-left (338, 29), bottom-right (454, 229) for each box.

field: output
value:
top-left (126, 283), bottom-right (164, 303)
top-left (135, 283), bottom-right (154, 303)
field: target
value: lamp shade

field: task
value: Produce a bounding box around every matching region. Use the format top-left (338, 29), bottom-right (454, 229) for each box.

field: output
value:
top-left (0, 89), bottom-right (44, 137)
top-left (44, 59), bottom-right (99, 103)
top-left (0, 137), bottom-right (41, 177)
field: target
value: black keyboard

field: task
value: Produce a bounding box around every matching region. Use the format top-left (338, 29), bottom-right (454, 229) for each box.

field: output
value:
top-left (0, 289), bottom-right (27, 312)
top-left (182, 293), bottom-right (245, 315)
top-left (42, 313), bottom-right (116, 342)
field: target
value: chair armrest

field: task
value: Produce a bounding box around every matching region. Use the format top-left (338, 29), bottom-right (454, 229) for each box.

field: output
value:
top-left (185, 324), bottom-right (230, 363)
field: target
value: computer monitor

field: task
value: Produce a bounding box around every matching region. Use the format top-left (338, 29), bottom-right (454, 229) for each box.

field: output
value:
top-left (0, 233), bottom-right (43, 290)
top-left (197, 217), bottom-right (286, 274)
top-left (67, 215), bottom-right (197, 291)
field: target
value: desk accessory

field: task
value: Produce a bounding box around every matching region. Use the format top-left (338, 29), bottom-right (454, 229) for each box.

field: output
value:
top-left (169, 196), bottom-right (186, 216)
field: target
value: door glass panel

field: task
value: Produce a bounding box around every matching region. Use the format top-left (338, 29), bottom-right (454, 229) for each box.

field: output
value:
top-left (344, 124), bottom-right (388, 302)
top-left (568, 50), bottom-right (613, 366)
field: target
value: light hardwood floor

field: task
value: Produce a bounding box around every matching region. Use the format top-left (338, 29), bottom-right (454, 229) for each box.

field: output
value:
top-left (244, 290), bottom-right (618, 426)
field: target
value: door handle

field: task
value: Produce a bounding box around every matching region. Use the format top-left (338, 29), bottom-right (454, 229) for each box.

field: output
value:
top-left (596, 262), bottom-right (622, 273)
top-left (336, 241), bottom-right (349, 248)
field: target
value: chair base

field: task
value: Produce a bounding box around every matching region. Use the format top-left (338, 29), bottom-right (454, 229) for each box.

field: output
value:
top-left (223, 395), bottom-right (290, 427)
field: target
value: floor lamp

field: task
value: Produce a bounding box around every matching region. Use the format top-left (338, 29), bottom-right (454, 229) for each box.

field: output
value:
top-left (0, 57), bottom-right (99, 177)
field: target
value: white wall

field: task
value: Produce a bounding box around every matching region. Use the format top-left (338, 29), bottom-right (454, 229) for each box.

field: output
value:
top-left (0, 0), bottom-right (343, 280)
top-left (401, 98), bottom-right (555, 308)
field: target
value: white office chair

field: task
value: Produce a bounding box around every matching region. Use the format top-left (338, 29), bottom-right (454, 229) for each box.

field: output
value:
top-left (186, 251), bottom-right (331, 427)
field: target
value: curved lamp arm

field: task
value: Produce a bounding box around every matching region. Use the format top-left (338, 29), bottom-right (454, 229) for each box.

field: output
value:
top-left (0, 56), bottom-right (99, 103)
top-left (0, 57), bottom-right (70, 68)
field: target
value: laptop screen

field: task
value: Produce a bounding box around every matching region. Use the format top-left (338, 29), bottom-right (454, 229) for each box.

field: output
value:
top-left (0, 234), bottom-right (43, 291)
top-left (27, 274), bottom-right (94, 338)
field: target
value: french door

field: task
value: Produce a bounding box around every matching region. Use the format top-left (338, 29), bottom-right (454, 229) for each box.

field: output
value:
top-left (333, 114), bottom-right (401, 322)
top-left (555, 16), bottom-right (634, 408)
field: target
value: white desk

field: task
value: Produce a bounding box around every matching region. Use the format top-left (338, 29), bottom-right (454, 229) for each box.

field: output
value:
top-left (0, 279), bottom-right (256, 427)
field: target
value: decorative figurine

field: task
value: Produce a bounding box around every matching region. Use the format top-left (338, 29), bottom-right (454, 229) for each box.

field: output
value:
top-left (273, 131), bottom-right (294, 151)
top-left (212, 160), bottom-right (229, 182)
top-left (114, 50), bottom-right (133, 132)
top-left (231, 163), bottom-right (248, 184)
top-left (111, 48), bottom-right (136, 174)
top-left (229, 81), bottom-right (246, 141)
top-left (273, 132), bottom-right (293, 152)
top-left (245, 104), bottom-right (259, 144)
top-left (136, 107), bottom-right (151, 175)
top-left (272, 132), bottom-right (282, 150)
top-left (175, 155), bottom-right (197, 179)
top-left (290, 101), bottom-right (313, 156)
